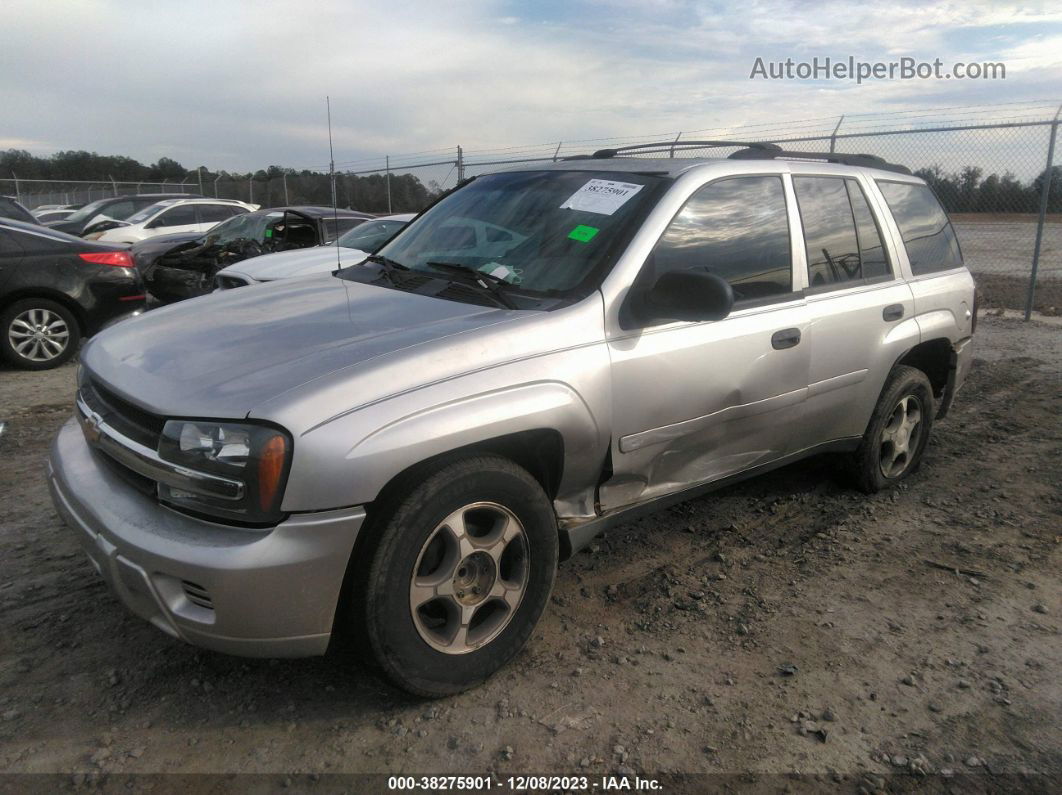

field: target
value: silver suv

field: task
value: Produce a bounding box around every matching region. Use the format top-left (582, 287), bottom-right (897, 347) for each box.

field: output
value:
top-left (48, 142), bottom-right (975, 696)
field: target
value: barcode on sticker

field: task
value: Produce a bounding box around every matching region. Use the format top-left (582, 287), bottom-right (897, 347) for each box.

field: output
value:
top-left (560, 179), bottom-right (644, 215)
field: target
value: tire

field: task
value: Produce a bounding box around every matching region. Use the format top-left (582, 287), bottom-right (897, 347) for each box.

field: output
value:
top-left (849, 365), bottom-right (935, 493)
top-left (356, 455), bottom-right (558, 697)
top-left (0, 298), bottom-right (80, 371)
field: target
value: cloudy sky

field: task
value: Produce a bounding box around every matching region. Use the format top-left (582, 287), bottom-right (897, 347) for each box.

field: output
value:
top-left (3, 0), bottom-right (1061, 174)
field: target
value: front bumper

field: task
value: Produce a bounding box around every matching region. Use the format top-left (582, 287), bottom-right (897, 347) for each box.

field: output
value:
top-left (48, 418), bottom-right (365, 657)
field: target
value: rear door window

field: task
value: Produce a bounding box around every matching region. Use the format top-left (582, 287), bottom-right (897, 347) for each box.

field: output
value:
top-left (153, 205), bottom-right (198, 227)
top-left (847, 180), bottom-right (891, 279)
top-left (793, 177), bottom-right (861, 289)
top-left (197, 204), bottom-right (241, 223)
top-left (876, 181), bottom-right (963, 274)
top-left (793, 176), bottom-right (892, 288)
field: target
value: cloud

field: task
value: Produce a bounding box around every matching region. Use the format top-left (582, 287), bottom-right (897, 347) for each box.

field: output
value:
top-left (1, 0), bottom-right (1059, 174)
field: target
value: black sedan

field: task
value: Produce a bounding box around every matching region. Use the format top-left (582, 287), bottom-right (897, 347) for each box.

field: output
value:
top-left (134, 206), bottom-right (372, 303)
top-left (0, 218), bottom-right (146, 370)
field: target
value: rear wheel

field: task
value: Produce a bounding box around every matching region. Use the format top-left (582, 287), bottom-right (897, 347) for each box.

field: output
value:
top-left (0, 298), bottom-right (79, 370)
top-left (849, 365), bottom-right (934, 493)
top-left (355, 455), bottom-right (558, 697)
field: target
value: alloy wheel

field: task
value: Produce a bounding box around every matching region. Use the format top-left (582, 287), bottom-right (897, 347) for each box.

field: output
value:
top-left (409, 502), bottom-right (529, 654)
top-left (8, 308), bottom-right (70, 363)
top-left (879, 394), bottom-right (923, 478)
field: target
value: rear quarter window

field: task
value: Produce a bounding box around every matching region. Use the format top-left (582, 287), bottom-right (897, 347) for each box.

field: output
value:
top-left (876, 181), bottom-right (963, 275)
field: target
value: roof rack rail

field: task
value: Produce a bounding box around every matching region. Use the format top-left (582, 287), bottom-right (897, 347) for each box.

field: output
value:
top-left (588, 140), bottom-right (782, 159)
top-left (728, 147), bottom-right (912, 175)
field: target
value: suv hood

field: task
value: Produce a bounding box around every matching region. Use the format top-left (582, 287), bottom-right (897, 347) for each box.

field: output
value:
top-left (81, 274), bottom-right (519, 420)
top-left (220, 246), bottom-right (368, 281)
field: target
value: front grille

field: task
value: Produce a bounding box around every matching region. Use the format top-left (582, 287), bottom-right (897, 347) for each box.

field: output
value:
top-left (181, 581), bottom-right (214, 610)
top-left (95, 449), bottom-right (157, 496)
top-left (81, 379), bottom-right (165, 449)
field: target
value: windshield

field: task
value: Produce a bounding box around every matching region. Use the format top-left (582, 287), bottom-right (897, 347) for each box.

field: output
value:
top-left (373, 170), bottom-right (666, 295)
top-left (204, 211), bottom-right (279, 245)
top-left (337, 218), bottom-right (409, 252)
top-left (125, 202), bottom-right (170, 225)
top-left (64, 198), bottom-right (115, 223)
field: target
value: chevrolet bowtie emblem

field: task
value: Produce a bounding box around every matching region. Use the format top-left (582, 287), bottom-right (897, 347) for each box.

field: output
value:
top-left (81, 413), bottom-right (102, 445)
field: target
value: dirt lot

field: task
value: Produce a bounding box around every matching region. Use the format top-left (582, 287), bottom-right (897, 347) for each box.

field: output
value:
top-left (952, 218), bottom-right (1061, 281)
top-left (0, 315), bottom-right (1059, 792)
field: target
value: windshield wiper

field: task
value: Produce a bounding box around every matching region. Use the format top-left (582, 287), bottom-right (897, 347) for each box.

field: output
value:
top-left (364, 253), bottom-right (410, 285)
top-left (424, 261), bottom-right (517, 309)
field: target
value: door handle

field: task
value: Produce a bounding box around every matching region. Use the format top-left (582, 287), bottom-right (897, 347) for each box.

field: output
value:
top-left (883, 304), bottom-right (904, 322)
top-left (771, 328), bottom-right (801, 350)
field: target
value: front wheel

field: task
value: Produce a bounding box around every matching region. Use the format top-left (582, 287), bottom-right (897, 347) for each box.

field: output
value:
top-left (357, 455), bottom-right (558, 697)
top-left (849, 365), bottom-right (935, 493)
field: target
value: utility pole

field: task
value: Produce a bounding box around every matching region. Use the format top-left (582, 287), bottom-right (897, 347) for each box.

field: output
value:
top-left (457, 146), bottom-right (465, 182)
top-left (386, 155), bottom-right (392, 213)
top-left (197, 166), bottom-right (204, 195)
top-left (283, 172), bottom-right (289, 204)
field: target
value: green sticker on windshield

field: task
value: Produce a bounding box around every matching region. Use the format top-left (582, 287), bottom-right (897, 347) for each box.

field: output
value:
top-left (568, 224), bottom-right (599, 243)
top-left (264, 228), bottom-right (273, 238)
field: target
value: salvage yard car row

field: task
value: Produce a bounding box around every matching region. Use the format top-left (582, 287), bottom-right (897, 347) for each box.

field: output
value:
top-left (0, 193), bottom-right (415, 367)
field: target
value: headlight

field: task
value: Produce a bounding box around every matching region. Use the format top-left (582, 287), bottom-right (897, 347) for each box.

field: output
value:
top-left (157, 420), bottom-right (292, 524)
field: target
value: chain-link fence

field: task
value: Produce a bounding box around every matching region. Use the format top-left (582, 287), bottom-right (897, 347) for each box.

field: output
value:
top-left (327, 104), bottom-right (1062, 317)
top-left (3, 178), bottom-right (202, 208)
top-left (4, 103), bottom-right (1059, 316)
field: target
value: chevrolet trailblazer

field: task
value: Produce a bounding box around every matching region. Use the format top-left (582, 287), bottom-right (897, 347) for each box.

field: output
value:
top-left (49, 141), bottom-right (975, 696)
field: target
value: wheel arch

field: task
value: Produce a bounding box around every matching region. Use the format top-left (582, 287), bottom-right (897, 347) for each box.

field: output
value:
top-left (894, 337), bottom-right (952, 401)
top-left (0, 288), bottom-right (87, 337)
top-left (329, 428), bottom-right (567, 654)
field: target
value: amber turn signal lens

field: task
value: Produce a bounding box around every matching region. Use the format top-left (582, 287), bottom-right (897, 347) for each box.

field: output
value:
top-left (257, 434), bottom-right (288, 512)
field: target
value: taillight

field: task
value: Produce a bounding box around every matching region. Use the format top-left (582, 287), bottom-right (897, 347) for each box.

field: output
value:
top-left (78, 251), bottom-right (134, 268)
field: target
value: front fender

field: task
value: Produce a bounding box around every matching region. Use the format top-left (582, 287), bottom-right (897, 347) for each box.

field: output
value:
top-left (280, 375), bottom-right (608, 515)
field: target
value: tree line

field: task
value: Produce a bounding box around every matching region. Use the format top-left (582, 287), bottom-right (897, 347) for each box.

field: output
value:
top-left (914, 164), bottom-right (1061, 214)
top-left (0, 149), bottom-right (437, 213)
top-left (5, 147), bottom-right (1060, 215)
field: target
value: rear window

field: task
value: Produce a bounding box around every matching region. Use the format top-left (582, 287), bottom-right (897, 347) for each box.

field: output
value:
top-left (876, 181), bottom-right (963, 275)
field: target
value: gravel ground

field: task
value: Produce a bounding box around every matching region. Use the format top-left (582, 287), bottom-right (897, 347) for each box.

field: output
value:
top-left (0, 315), bottom-right (1059, 792)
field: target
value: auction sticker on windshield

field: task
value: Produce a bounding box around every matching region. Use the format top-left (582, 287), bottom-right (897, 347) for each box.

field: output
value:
top-left (560, 179), bottom-right (644, 215)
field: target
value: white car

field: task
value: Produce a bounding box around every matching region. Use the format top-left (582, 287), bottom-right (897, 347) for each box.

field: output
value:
top-left (92, 198), bottom-right (259, 244)
top-left (214, 213), bottom-right (415, 289)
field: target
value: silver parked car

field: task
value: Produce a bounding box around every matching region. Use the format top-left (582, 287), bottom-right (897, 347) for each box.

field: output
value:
top-left (48, 142), bottom-right (975, 696)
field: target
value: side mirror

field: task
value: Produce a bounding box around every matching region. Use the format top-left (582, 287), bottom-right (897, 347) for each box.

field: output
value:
top-left (637, 270), bottom-right (734, 323)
